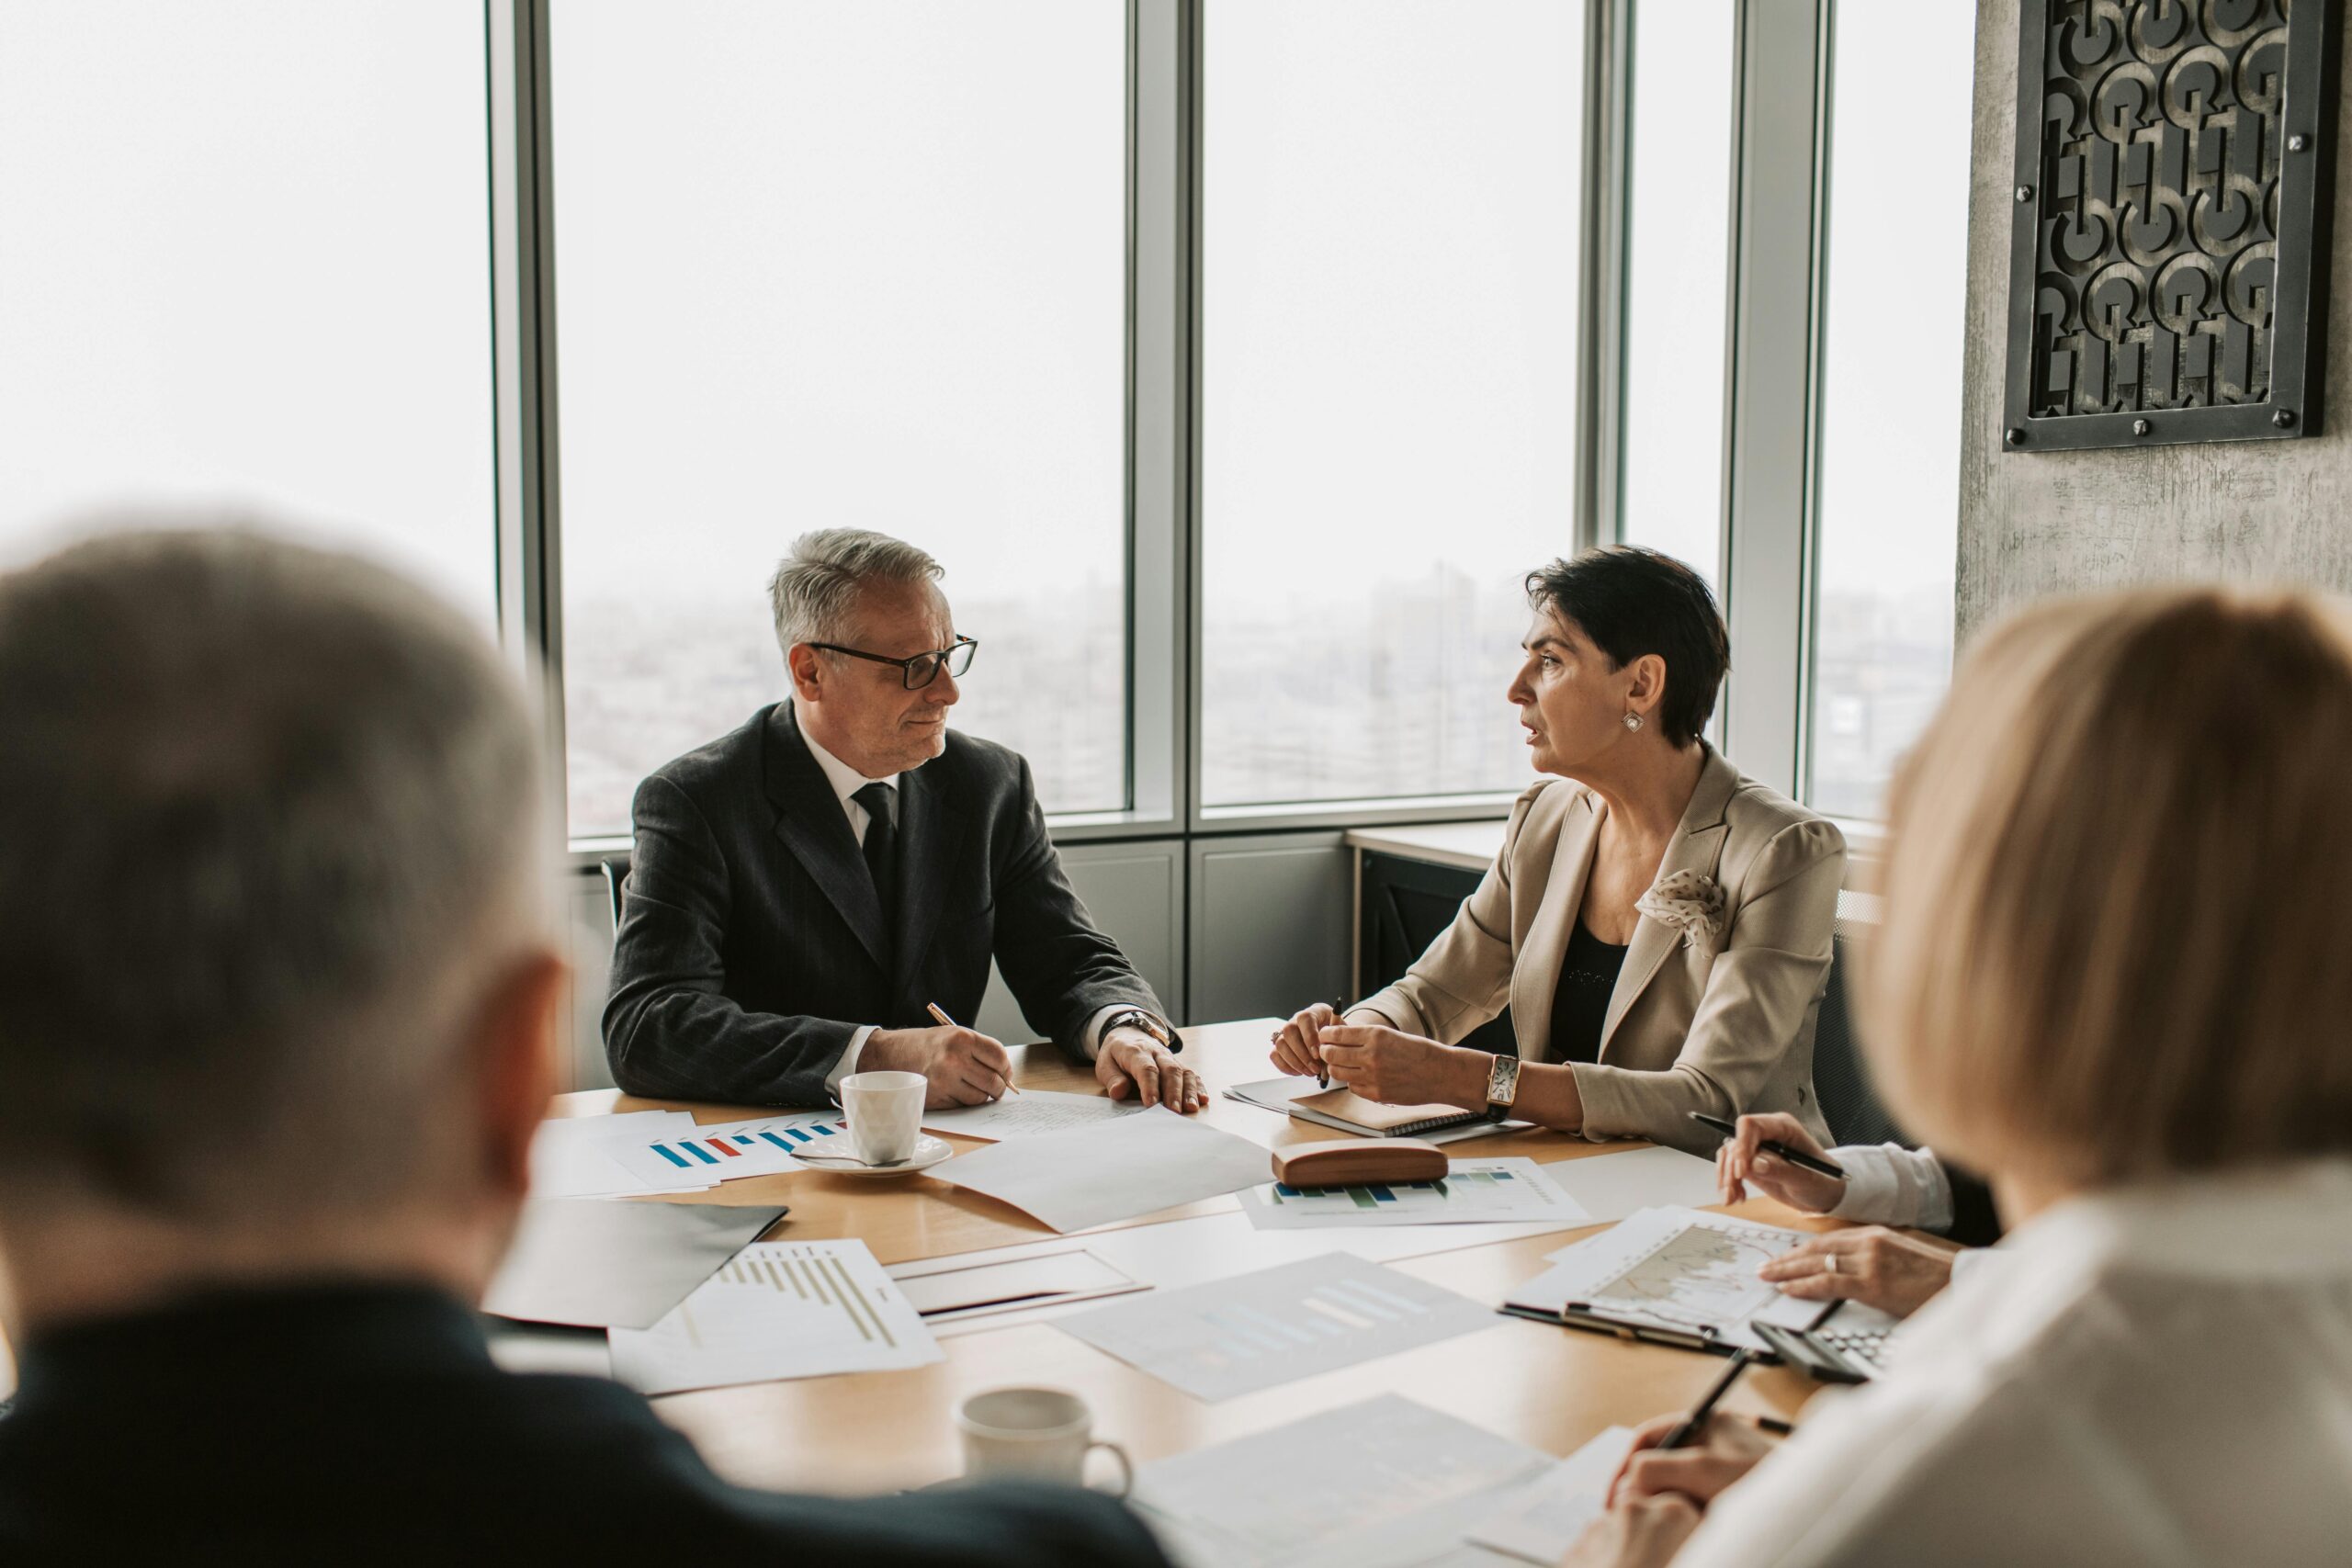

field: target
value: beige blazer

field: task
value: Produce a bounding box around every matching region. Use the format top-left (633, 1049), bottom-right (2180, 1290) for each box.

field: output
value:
top-left (1356, 746), bottom-right (1844, 1155)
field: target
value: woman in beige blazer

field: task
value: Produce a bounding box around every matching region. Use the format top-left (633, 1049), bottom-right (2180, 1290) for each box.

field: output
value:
top-left (1272, 547), bottom-right (1844, 1152)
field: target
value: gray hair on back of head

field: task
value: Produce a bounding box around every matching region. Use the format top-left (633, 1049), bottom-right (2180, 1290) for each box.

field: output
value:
top-left (0, 524), bottom-right (547, 1224)
top-left (767, 528), bottom-right (944, 658)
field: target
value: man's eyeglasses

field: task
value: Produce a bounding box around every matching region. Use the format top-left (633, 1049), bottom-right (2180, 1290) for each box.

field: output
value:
top-left (808, 635), bottom-right (978, 690)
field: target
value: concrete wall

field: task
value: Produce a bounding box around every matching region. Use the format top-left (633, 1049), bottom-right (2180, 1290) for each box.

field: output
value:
top-left (1957, 1), bottom-right (2352, 637)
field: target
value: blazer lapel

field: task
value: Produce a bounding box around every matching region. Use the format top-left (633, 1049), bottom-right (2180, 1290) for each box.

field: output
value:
top-left (1511, 793), bottom-right (1601, 1063)
top-left (888, 763), bottom-right (965, 993)
top-left (763, 704), bottom-right (891, 975)
top-left (1599, 747), bottom-right (1740, 1057)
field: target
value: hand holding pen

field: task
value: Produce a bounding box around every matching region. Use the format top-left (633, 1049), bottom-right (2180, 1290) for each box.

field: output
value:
top-left (1268, 1000), bottom-right (1342, 1088)
top-left (1692, 1111), bottom-right (1847, 1212)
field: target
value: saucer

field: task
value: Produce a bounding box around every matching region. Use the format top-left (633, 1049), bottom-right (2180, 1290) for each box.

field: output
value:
top-left (796, 1134), bottom-right (953, 1178)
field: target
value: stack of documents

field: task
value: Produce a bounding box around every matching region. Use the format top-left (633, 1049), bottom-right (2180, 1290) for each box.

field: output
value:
top-left (1234, 1156), bottom-right (1592, 1232)
top-left (922, 1088), bottom-right (1145, 1142)
top-left (1465, 1426), bottom-right (1636, 1564)
top-left (1131, 1393), bottom-right (1553, 1568)
top-left (930, 1104), bottom-right (1272, 1232)
top-left (529, 1109), bottom-right (849, 1199)
top-left (606, 1237), bottom-right (942, 1394)
top-left (1505, 1205), bottom-right (1833, 1352)
top-left (482, 1199), bottom-right (786, 1328)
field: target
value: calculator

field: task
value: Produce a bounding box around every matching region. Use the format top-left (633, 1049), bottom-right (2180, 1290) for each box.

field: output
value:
top-left (1752, 1318), bottom-right (1896, 1384)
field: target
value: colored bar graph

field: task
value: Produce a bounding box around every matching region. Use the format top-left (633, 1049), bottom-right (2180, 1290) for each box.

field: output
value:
top-left (760, 1132), bottom-right (792, 1149)
top-left (678, 1142), bottom-right (718, 1165)
top-left (707, 1138), bottom-right (741, 1157)
top-left (653, 1144), bottom-right (692, 1169)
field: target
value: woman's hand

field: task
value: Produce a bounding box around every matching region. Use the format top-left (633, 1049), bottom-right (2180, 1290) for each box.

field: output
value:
top-left (1268, 1003), bottom-right (1338, 1078)
top-left (1314, 1023), bottom-right (1483, 1107)
top-left (1756, 1225), bottom-right (1955, 1318)
top-left (1560, 1493), bottom-right (1702, 1568)
top-left (1714, 1111), bottom-right (1846, 1213)
top-left (1606, 1413), bottom-right (1781, 1506)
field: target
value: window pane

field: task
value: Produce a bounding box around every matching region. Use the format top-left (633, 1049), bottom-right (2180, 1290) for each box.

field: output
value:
top-left (1805, 4), bottom-right (1973, 818)
top-left (0, 2), bottom-right (495, 618)
top-left (1616, 0), bottom-right (1737, 588)
top-left (1202, 0), bottom-right (1586, 807)
top-left (553, 2), bottom-right (1126, 839)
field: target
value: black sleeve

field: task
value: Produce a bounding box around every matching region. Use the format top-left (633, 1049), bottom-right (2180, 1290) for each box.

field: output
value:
top-left (601, 773), bottom-right (858, 1107)
top-left (1942, 1162), bottom-right (2004, 1247)
top-left (988, 755), bottom-right (1165, 1064)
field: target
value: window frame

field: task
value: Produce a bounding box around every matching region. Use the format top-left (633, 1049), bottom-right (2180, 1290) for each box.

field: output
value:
top-left (481, 0), bottom-right (1904, 861)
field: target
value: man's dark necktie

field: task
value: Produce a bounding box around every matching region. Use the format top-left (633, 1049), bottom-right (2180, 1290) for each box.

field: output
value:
top-left (854, 781), bottom-right (899, 917)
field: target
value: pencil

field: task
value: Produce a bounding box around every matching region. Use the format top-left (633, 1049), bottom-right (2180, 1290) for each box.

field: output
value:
top-left (1657, 1347), bottom-right (1759, 1451)
top-left (926, 1001), bottom-right (1018, 1096)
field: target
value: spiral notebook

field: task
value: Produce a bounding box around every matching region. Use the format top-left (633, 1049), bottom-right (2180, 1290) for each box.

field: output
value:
top-left (1223, 1077), bottom-right (1526, 1142)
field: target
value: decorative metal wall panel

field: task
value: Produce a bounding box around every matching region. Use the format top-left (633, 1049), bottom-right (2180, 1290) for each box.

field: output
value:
top-left (2003, 0), bottom-right (2336, 452)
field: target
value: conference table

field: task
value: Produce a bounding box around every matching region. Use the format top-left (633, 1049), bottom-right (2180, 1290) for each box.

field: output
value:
top-left (550, 1019), bottom-right (1871, 1505)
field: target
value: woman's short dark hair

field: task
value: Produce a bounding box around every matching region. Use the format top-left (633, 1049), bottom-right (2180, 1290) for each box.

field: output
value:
top-left (1524, 547), bottom-right (1729, 748)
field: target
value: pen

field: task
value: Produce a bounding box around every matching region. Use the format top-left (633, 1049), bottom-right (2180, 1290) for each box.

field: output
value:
top-left (1688, 1111), bottom-right (1846, 1179)
top-left (1657, 1347), bottom-right (1759, 1451)
top-left (926, 1001), bottom-right (1019, 1096)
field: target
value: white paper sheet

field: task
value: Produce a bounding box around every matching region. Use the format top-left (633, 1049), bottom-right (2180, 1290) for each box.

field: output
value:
top-left (597, 1111), bottom-right (849, 1187)
top-left (930, 1104), bottom-right (1272, 1232)
top-left (1238, 1157), bottom-right (1593, 1231)
top-left (1058, 1252), bottom-right (1499, 1402)
top-left (1510, 1205), bottom-right (1822, 1352)
top-left (1541, 1145), bottom-right (1724, 1224)
top-left (529, 1111), bottom-right (712, 1198)
top-left (1464, 1426), bottom-right (1636, 1564)
top-left (606, 1238), bottom-right (942, 1394)
top-left (921, 1089), bottom-right (1146, 1142)
top-left (483, 1198), bottom-right (786, 1328)
top-left (1131, 1393), bottom-right (1551, 1568)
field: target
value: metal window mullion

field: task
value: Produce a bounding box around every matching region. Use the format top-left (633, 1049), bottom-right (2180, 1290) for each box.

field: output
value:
top-left (1580, 0), bottom-right (1629, 552)
top-left (1717, 0), bottom-right (1826, 797)
top-left (488, 0), bottom-right (569, 822)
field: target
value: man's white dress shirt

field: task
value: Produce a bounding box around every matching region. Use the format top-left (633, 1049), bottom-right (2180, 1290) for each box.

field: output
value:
top-left (1674, 1157), bottom-right (2352, 1567)
top-left (802, 729), bottom-right (1126, 1093)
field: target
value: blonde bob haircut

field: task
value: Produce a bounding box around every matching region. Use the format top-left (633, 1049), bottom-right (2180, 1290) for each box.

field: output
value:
top-left (1860, 585), bottom-right (2352, 1190)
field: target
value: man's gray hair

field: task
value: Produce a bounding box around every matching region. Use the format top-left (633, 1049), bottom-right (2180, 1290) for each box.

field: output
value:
top-left (0, 525), bottom-right (547, 1222)
top-left (767, 528), bottom-right (944, 656)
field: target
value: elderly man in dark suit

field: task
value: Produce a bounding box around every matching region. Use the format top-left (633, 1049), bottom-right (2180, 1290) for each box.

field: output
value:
top-left (0, 527), bottom-right (1169, 1564)
top-left (605, 528), bottom-right (1200, 1112)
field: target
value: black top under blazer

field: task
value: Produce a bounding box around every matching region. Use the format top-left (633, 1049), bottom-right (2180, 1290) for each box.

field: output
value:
top-left (0, 1284), bottom-right (1170, 1565)
top-left (604, 702), bottom-right (1163, 1106)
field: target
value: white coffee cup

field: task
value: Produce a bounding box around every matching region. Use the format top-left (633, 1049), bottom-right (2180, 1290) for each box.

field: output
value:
top-left (840, 1069), bottom-right (925, 1165)
top-left (955, 1387), bottom-right (1132, 1496)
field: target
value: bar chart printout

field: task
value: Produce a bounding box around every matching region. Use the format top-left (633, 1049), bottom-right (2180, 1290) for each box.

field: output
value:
top-left (606, 1238), bottom-right (941, 1395)
top-left (1235, 1156), bottom-right (1593, 1230)
top-left (1056, 1253), bottom-right (1498, 1402)
top-left (602, 1112), bottom-right (847, 1187)
top-left (1131, 1393), bottom-right (1552, 1568)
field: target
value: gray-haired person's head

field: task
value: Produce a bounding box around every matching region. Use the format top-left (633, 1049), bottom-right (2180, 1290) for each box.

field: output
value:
top-left (766, 527), bottom-right (944, 660)
top-left (0, 526), bottom-right (548, 1226)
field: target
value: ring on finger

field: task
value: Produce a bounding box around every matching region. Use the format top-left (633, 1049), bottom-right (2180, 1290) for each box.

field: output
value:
top-left (1823, 1254), bottom-right (1841, 1276)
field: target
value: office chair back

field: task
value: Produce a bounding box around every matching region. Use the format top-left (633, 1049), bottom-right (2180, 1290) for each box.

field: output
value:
top-left (1811, 893), bottom-right (1907, 1149)
top-left (600, 854), bottom-right (630, 931)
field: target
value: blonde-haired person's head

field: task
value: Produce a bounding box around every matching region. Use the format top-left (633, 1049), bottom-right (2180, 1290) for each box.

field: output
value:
top-left (1860, 585), bottom-right (2352, 1194)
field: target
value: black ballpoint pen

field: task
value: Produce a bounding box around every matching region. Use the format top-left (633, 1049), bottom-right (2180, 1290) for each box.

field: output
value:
top-left (1657, 1347), bottom-right (1760, 1451)
top-left (1688, 1111), bottom-right (1846, 1179)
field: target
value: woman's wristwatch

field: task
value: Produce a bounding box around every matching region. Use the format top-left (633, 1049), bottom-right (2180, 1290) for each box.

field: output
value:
top-left (1483, 1052), bottom-right (1523, 1122)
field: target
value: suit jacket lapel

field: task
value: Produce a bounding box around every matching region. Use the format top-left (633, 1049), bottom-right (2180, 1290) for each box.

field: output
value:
top-left (1511, 794), bottom-right (1600, 1063)
top-left (763, 704), bottom-right (891, 975)
top-left (888, 763), bottom-right (964, 993)
top-left (1599, 746), bottom-right (1740, 1057)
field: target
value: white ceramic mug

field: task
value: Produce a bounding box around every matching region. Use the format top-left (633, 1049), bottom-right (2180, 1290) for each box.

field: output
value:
top-left (840, 1069), bottom-right (926, 1165)
top-left (955, 1387), bottom-right (1132, 1496)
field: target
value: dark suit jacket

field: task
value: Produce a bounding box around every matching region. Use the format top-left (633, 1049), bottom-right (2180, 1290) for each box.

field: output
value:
top-left (0, 1284), bottom-right (1169, 1565)
top-left (605, 703), bottom-right (1163, 1106)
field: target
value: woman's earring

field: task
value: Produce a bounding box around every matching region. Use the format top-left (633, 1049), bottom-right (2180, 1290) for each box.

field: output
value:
top-left (1623, 712), bottom-right (1644, 732)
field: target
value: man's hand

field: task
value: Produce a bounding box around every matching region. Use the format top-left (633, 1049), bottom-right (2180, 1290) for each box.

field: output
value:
top-left (1098, 1027), bottom-right (1205, 1112)
top-left (1315, 1023), bottom-right (1483, 1108)
top-left (1607, 1413), bottom-right (1780, 1507)
top-left (1757, 1225), bottom-right (1954, 1318)
top-left (1714, 1111), bottom-right (1846, 1213)
top-left (1269, 1003), bottom-right (1338, 1078)
top-left (1560, 1493), bottom-right (1702, 1568)
top-left (861, 1024), bottom-right (1014, 1109)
